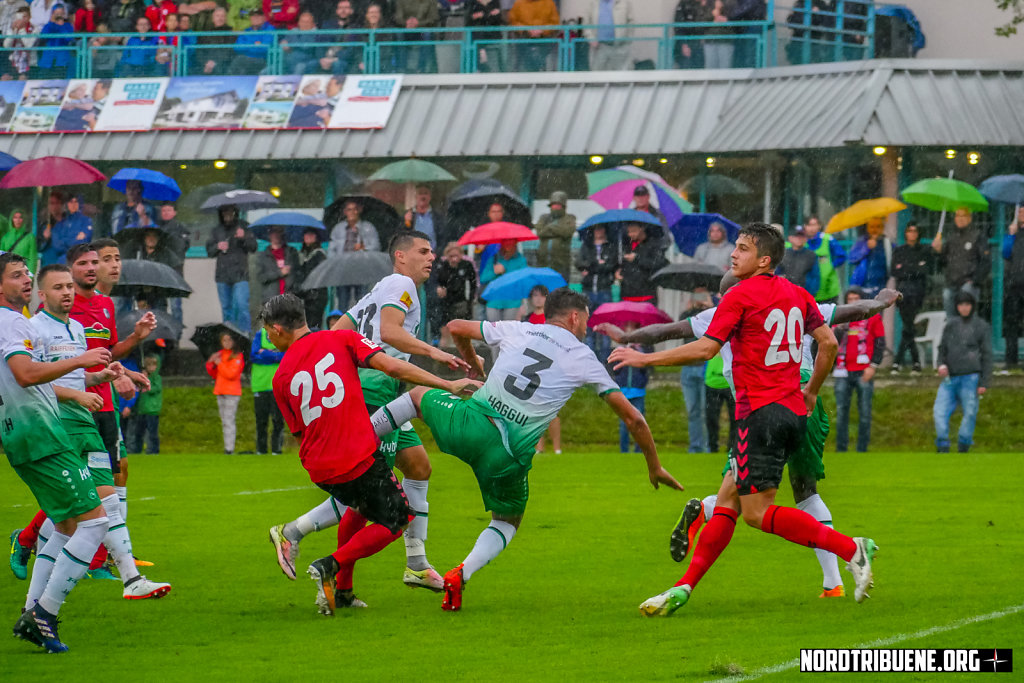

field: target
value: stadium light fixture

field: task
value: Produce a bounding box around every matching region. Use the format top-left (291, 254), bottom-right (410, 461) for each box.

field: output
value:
top-left (705, 157), bottom-right (716, 168)
top-left (179, 164), bottom-right (187, 170)
top-left (967, 152), bottom-right (980, 165)
top-left (658, 158), bottom-right (668, 164)
top-left (214, 160), bottom-right (228, 169)
top-left (945, 149), bottom-right (957, 160)
top-left (269, 187), bottom-right (282, 197)
top-left (590, 155), bottom-right (603, 165)
top-left (632, 159), bottom-right (645, 167)
top-left (872, 146), bottom-right (887, 156)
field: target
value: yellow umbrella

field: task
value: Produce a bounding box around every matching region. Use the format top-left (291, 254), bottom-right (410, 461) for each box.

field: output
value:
top-left (825, 197), bottom-right (907, 234)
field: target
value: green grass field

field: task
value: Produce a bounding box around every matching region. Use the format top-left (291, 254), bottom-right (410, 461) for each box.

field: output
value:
top-left (2, 447), bottom-right (1023, 681)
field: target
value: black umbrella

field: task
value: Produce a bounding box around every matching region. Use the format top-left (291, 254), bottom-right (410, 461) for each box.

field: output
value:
top-left (180, 182), bottom-right (237, 212)
top-left (110, 259), bottom-right (192, 298)
top-left (201, 189), bottom-right (280, 213)
top-left (301, 251), bottom-right (393, 290)
top-left (191, 321), bottom-right (251, 361)
top-left (651, 263), bottom-right (724, 292)
top-left (323, 195), bottom-right (403, 248)
top-left (446, 179), bottom-right (532, 239)
top-left (113, 225), bottom-right (181, 252)
top-left (117, 309), bottom-right (183, 342)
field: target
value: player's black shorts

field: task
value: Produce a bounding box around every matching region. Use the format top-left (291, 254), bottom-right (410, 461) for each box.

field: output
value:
top-left (730, 403), bottom-right (806, 496)
top-left (93, 411), bottom-right (121, 474)
top-left (316, 452), bottom-right (413, 534)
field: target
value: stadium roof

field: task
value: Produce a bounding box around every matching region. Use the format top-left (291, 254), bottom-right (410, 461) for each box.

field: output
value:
top-left (4, 59), bottom-right (1023, 161)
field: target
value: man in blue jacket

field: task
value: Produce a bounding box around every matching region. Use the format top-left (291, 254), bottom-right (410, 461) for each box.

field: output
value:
top-left (229, 7), bottom-right (275, 74)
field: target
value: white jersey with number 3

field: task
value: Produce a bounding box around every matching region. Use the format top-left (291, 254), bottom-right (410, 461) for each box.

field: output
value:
top-left (472, 321), bottom-right (619, 461)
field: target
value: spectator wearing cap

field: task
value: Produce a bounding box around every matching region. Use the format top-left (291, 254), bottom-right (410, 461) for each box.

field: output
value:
top-left (630, 184), bottom-right (667, 230)
top-left (50, 194), bottom-right (93, 265)
top-left (296, 226), bottom-right (328, 329)
top-left (694, 221), bottom-right (734, 273)
top-left (831, 286), bottom-right (885, 453)
top-left (617, 221), bottom-right (668, 305)
top-left (776, 224), bottom-right (820, 297)
top-left (230, 6), bottom-right (275, 74)
top-left (803, 215), bottom-right (846, 303)
top-left (581, 0), bottom-right (636, 71)
top-left (1002, 206), bottom-right (1024, 372)
top-left (932, 207), bottom-right (990, 320)
top-left (934, 291), bottom-right (992, 453)
top-left (848, 216), bottom-right (892, 298)
top-left (325, 308), bottom-right (344, 329)
top-left (534, 190), bottom-right (577, 281)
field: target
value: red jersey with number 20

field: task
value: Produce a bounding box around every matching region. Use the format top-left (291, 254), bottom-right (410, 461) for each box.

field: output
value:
top-left (273, 329), bottom-right (383, 484)
top-left (704, 274), bottom-right (825, 420)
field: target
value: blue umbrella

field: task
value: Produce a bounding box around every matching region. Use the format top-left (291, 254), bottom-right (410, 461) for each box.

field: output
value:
top-left (0, 152), bottom-right (21, 172)
top-left (108, 168), bottom-right (181, 201)
top-left (669, 213), bottom-right (742, 256)
top-left (249, 211), bottom-right (327, 242)
top-left (578, 209), bottom-right (663, 233)
top-left (979, 174), bottom-right (1024, 205)
top-left (482, 267), bottom-right (567, 302)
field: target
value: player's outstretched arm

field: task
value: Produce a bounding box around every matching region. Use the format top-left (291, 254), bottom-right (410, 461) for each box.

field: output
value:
top-left (595, 320), bottom-right (694, 345)
top-left (447, 319), bottom-right (487, 379)
top-left (832, 288), bottom-right (902, 324)
top-left (378, 306), bottom-right (471, 372)
top-left (604, 391), bottom-right (684, 492)
top-left (803, 324), bottom-right (839, 413)
top-left (369, 352), bottom-right (482, 397)
top-left (6, 347), bottom-right (111, 388)
top-left (609, 336), bottom-right (720, 370)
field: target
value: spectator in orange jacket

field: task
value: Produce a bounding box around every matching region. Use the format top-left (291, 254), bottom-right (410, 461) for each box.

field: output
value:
top-left (508, 0), bottom-right (559, 71)
top-left (206, 332), bottom-right (245, 454)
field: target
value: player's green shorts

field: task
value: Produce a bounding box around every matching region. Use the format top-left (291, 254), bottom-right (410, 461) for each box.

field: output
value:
top-left (68, 429), bottom-right (115, 488)
top-left (419, 389), bottom-right (530, 516)
top-left (721, 398), bottom-right (829, 482)
top-left (12, 450), bottom-right (101, 523)
top-left (368, 402), bottom-right (423, 469)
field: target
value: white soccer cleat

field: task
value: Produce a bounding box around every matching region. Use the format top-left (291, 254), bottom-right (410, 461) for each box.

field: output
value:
top-left (846, 537), bottom-right (878, 603)
top-left (403, 566), bottom-right (444, 592)
top-left (639, 585), bottom-right (691, 617)
top-left (123, 576), bottom-right (172, 600)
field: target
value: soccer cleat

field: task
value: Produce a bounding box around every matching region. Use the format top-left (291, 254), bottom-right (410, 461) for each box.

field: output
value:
top-left (669, 498), bottom-right (705, 563)
top-left (85, 565), bottom-right (119, 581)
top-left (441, 564), bottom-right (465, 612)
top-left (308, 556), bottom-right (339, 616)
top-left (9, 529), bottom-right (31, 580)
top-left (269, 524), bottom-right (298, 580)
top-left (403, 566), bottom-right (444, 592)
top-left (123, 576), bottom-right (172, 600)
top-left (846, 537), bottom-right (878, 603)
top-left (639, 585), bottom-right (691, 617)
top-left (819, 585), bottom-right (846, 598)
top-left (13, 605), bottom-right (68, 653)
top-left (334, 589), bottom-right (368, 609)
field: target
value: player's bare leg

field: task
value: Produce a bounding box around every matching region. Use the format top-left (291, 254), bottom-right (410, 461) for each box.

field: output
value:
top-left (443, 513), bottom-right (521, 612)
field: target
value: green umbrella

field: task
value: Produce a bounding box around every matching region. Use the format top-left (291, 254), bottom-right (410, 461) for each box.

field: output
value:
top-left (368, 159), bottom-right (456, 184)
top-left (901, 177), bottom-right (989, 213)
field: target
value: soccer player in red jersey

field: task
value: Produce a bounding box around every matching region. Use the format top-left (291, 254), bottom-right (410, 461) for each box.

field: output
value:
top-left (610, 223), bottom-right (878, 615)
top-left (262, 293), bottom-right (481, 615)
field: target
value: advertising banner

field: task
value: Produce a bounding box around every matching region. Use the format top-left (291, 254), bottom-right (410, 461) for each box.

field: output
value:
top-left (329, 75), bottom-right (402, 129)
top-left (94, 78), bottom-right (168, 131)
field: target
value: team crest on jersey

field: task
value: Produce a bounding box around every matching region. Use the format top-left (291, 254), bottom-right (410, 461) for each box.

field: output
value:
top-left (84, 322), bottom-right (112, 340)
top-left (22, 339), bottom-right (33, 351)
top-left (400, 291), bottom-right (413, 309)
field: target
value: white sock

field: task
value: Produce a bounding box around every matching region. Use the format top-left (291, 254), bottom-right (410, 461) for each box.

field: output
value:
top-left (401, 478), bottom-right (430, 569)
top-left (285, 497), bottom-right (345, 542)
top-left (463, 520), bottom-right (517, 582)
top-left (36, 517), bottom-right (55, 555)
top-left (797, 494), bottom-right (843, 590)
top-left (702, 495), bottom-right (717, 522)
top-left (26, 530), bottom-right (68, 612)
top-left (115, 486), bottom-right (128, 521)
top-left (371, 394), bottom-right (417, 438)
top-left (38, 516), bottom-right (108, 615)
top-left (100, 494), bottom-right (139, 583)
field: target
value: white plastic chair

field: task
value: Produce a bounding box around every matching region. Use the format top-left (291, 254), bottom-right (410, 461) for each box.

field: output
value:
top-left (914, 311), bottom-right (946, 368)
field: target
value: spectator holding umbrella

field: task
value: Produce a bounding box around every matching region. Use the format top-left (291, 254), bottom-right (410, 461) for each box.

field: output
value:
top-left (205, 204), bottom-right (258, 332)
top-left (576, 223), bottom-right (617, 362)
top-left (890, 223), bottom-right (932, 373)
top-left (848, 217), bottom-right (892, 297)
top-left (328, 199), bottom-right (380, 309)
top-left (617, 221), bottom-right (668, 305)
top-left (1003, 206), bottom-right (1024, 372)
top-left (206, 331), bottom-right (246, 454)
top-left (50, 194), bottom-right (93, 264)
top-left (693, 221), bottom-right (733, 272)
top-left (256, 225), bottom-right (300, 304)
top-left (0, 208), bottom-right (36, 271)
top-left (534, 190), bottom-right (576, 281)
top-left (480, 238), bottom-right (527, 321)
top-left (110, 179), bottom-right (157, 235)
top-left (932, 207), bottom-right (990, 320)
top-left (36, 190), bottom-right (66, 267)
top-left (296, 227), bottom-right (328, 329)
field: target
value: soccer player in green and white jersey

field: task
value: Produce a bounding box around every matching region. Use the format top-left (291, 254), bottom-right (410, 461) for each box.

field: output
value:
top-left (369, 287), bottom-right (684, 610)
top-left (270, 231), bottom-right (473, 591)
top-left (29, 264), bottom-right (171, 601)
top-left (0, 253), bottom-right (112, 653)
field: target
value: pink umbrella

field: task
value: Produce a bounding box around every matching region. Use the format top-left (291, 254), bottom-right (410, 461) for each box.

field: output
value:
top-left (458, 221), bottom-right (538, 246)
top-left (588, 301), bottom-right (673, 329)
top-left (0, 156), bottom-right (106, 189)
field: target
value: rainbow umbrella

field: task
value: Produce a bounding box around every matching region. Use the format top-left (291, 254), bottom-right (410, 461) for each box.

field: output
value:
top-left (586, 166), bottom-right (693, 227)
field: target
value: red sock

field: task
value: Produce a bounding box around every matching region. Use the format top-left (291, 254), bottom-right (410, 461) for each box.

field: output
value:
top-left (17, 510), bottom-right (47, 548)
top-left (761, 505), bottom-right (857, 561)
top-left (332, 522), bottom-right (402, 591)
top-left (336, 507), bottom-right (366, 549)
top-left (89, 543), bottom-right (109, 570)
top-left (675, 507), bottom-right (738, 590)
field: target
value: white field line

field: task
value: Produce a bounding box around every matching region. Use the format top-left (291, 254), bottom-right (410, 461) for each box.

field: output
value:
top-left (707, 602), bottom-right (1024, 683)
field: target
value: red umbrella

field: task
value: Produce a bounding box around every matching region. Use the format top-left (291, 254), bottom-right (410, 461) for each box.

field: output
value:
top-left (0, 156), bottom-right (106, 189)
top-left (588, 301), bottom-right (673, 329)
top-left (457, 221), bottom-right (538, 246)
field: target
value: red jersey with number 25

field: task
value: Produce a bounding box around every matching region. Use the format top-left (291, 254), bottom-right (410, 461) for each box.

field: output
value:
top-left (273, 329), bottom-right (383, 484)
top-left (704, 274), bottom-right (825, 419)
